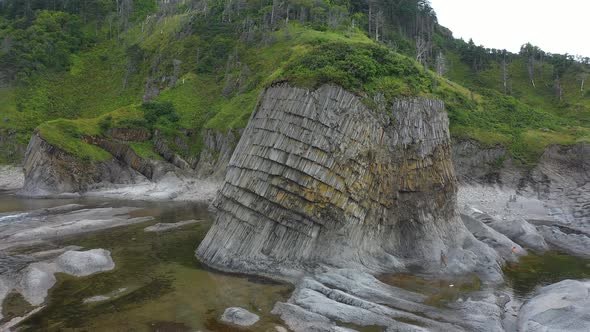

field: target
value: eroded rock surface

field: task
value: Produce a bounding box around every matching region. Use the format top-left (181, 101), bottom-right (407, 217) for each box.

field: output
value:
top-left (2, 248), bottom-right (115, 315)
top-left (197, 84), bottom-right (500, 280)
top-left (0, 165), bottom-right (24, 190)
top-left (20, 134), bottom-right (140, 196)
top-left (55, 249), bottom-right (115, 277)
top-left (517, 279), bottom-right (590, 332)
top-left (273, 269), bottom-right (506, 332)
top-left (454, 140), bottom-right (590, 260)
top-left (460, 211), bottom-right (525, 262)
top-left (144, 219), bottom-right (201, 232)
top-left (220, 307), bottom-right (260, 327)
top-left (0, 205), bottom-right (153, 250)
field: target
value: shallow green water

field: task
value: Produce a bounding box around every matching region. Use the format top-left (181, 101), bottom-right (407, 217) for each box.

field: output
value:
top-left (378, 273), bottom-right (482, 308)
top-left (0, 194), bottom-right (291, 332)
top-left (3, 191), bottom-right (590, 330)
top-left (504, 252), bottom-right (590, 300)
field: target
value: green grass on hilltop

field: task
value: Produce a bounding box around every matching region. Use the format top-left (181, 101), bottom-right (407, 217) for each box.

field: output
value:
top-left (37, 119), bottom-right (112, 162)
top-left (130, 141), bottom-right (164, 161)
top-left (1, 9), bottom-right (589, 166)
top-left (445, 49), bottom-right (590, 164)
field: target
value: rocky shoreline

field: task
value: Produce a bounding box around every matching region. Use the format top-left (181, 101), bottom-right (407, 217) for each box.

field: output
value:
top-left (1, 84), bottom-right (589, 331)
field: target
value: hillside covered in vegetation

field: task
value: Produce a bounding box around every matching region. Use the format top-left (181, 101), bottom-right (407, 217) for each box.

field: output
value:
top-left (1, 0), bottom-right (588, 166)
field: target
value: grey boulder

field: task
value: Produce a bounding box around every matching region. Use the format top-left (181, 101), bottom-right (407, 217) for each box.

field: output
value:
top-left (518, 279), bottom-right (590, 332)
top-left (55, 249), bottom-right (115, 277)
top-left (220, 307), bottom-right (260, 327)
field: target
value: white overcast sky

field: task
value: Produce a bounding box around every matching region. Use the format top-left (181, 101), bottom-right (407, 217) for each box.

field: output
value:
top-left (429, 0), bottom-right (589, 57)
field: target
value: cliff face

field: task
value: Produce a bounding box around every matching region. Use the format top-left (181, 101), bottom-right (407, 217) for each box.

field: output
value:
top-left (197, 84), bottom-right (498, 277)
top-left (453, 139), bottom-right (590, 226)
top-left (20, 134), bottom-right (140, 196)
top-left (19, 122), bottom-right (237, 196)
top-left (194, 129), bottom-right (242, 180)
top-left (20, 133), bottom-right (193, 196)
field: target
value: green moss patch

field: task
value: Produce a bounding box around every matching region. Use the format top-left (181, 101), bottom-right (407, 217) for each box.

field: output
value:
top-left (130, 141), bottom-right (163, 161)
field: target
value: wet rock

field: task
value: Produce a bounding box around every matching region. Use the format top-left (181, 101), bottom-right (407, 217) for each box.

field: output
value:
top-left (7, 249), bottom-right (115, 307)
top-left (0, 206), bottom-right (153, 251)
top-left (461, 212), bottom-right (525, 262)
top-left (144, 219), bottom-right (201, 232)
top-left (87, 176), bottom-right (220, 202)
top-left (83, 288), bottom-right (127, 304)
top-left (486, 217), bottom-right (548, 253)
top-left (16, 263), bottom-right (57, 306)
top-left (55, 249), bottom-right (115, 277)
top-left (517, 279), bottom-right (590, 332)
top-left (0, 306), bottom-right (45, 331)
top-left (0, 277), bottom-right (11, 320)
top-left (538, 226), bottom-right (590, 259)
top-left (220, 307), bottom-right (260, 327)
top-left (272, 302), bottom-right (347, 332)
top-left (83, 295), bottom-right (110, 304)
top-left (273, 269), bottom-right (505, 332)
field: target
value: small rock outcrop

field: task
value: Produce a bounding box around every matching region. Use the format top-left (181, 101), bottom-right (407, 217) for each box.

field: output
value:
top-left (0, 165), bottom-right (24, 190)
top-left (55, 249), bottom-right (115, 277)
top-left (517, 279), bottom-right (590, 332)
top-left (197, 84), bottom-right (499, 279)
top-left (18, 125), bottom-right (234, 197)
top-left (220, 307), bottom-right (260, 327)
top-left (144, 219), bottom-right (201, 232)
top-left (272, 269), bottom-right (507, 332)
top-left (460, 212), bottom-right (525, 262)
top-left (8, 249), bottom-right (115, 308)
top-left (195, 129), bottom-right (241, 180)
top-left (460, 206), bottom-right (548, 253)
top-left (20, 134), bottom-right (139, 196)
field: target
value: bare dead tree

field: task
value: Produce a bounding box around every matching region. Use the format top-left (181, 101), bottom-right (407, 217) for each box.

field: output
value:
top-left (415, 36), bottom-right (429, 65)
top-left (375, 10), bottom-right (384, 41)
top-left (528, 56), bottom-right (536, 88)
top-left (555, 75), bottom-right (563, 102)
top-left (502, 52), bottom-right (510, 94)
top-left (435, 51), bottom-right (447, 76)
top-left (414, 5), bottom-right (434, 67)
top-left (578, 71), bottom-right (588, 92)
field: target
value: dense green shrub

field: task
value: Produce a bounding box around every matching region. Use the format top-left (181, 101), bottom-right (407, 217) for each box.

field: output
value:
top-left (283, 42), bottom-right (433, 99)
top-left (142, 101), bottom-right (180, 127)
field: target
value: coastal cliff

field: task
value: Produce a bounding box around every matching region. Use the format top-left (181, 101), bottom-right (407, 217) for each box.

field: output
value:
top-left (18, 126), bottom-right (235, 197)
top-left (196, 84), bottom-right (499, 278)
top-left (20, 134), bottom-right (139, 195)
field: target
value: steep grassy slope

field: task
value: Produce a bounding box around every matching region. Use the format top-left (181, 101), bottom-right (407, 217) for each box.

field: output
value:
top-left (0, 0), bottom-right (588, 166)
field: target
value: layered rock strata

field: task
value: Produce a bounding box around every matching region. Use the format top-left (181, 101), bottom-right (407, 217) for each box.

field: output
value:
top-left (19, 124), bottom-right (236, 197)
top-left (21, 134), bottom-right (140, 196)
top-left (197, 84), bottom-right (498, 279)
top-left (455, 141), bottom-right (590, 258)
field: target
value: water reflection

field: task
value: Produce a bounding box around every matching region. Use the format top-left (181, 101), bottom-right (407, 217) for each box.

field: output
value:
top-left (504, 252), bottom-right (590, 300)
top-left (0, 192), bottom-right (291, 332)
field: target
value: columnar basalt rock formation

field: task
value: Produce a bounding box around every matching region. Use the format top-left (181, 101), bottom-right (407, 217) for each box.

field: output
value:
top-left (197, 84), bottom-right (499, 279)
